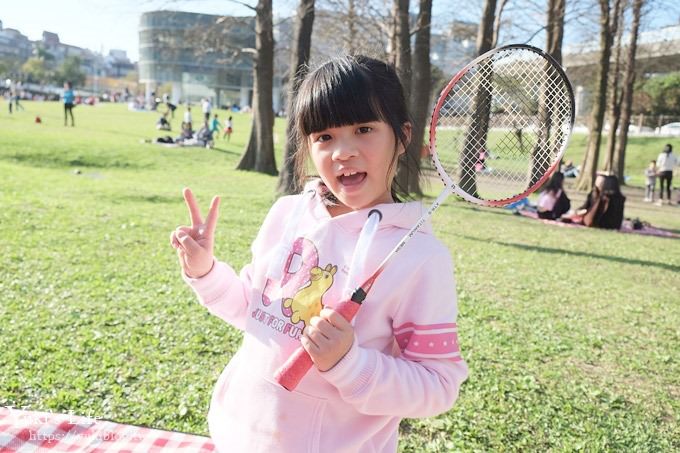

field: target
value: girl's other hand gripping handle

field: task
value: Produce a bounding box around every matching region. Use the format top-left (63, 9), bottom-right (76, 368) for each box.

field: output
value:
top-left (274, 298), bottom-right (362, 391)
top-left (170, 187), bottom-right (221, 279)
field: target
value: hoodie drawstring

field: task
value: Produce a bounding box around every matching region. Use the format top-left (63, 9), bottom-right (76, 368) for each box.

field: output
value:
top-left (342, 209), bottom-right (382, 299)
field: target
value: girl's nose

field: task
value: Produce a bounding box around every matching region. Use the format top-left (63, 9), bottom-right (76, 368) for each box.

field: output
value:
top-left (331, 138), bottom-right (359, 161)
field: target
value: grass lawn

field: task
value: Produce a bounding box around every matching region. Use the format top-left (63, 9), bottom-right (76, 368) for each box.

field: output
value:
top-left (1, 101), bottom-right (679, 451)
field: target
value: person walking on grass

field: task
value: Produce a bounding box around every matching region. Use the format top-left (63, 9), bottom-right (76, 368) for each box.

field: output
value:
top-left (170, 55), bottom-right (467, 453)
top-left (63, 82), bottom-right (75, 127)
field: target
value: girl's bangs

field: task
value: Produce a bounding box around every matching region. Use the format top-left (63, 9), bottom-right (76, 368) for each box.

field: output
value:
top-left (298, 64), bottom-right (386, 135)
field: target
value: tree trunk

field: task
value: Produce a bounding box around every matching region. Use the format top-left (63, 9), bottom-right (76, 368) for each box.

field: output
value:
top-left (400, 0), bottom-right (432, 196)
top-left (393, 0), bottom-right (411, 95)
top-left (613, 0), bottom-right (643, 181)
top-left (546, 0), bottom-right (566, 64)
top-left (576, 0), bottom-right (613, 191)
top-left (392, 0), bottom-right (414, 194)
top-left (459, 0), bottom-right (497, 197)
top-left (237, 0), bottom-right (277, 175)
top-left (477, 0), bottom-right (498, 55)
top-left (492, 0), bottom-right (509, 47)
top-left (277, 0), bottom-right (315, 195)
top-left (604, 0), bottom-right (625, 174)
top-left (347, 0), bottom-right (357, 54)
top-left (529, 0), bottom-right (566, 187)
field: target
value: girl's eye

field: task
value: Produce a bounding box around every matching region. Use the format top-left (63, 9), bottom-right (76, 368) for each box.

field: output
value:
top-left (314, 134), bottom-right (332, 143)
top-left (358, 126), bottom-right (372, 134)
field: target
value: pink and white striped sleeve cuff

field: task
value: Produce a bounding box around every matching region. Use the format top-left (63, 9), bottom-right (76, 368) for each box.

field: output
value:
top-left (394, 322), bottom-right (462, 360)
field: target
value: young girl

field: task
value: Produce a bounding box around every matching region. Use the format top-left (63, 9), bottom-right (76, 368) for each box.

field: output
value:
top-left (222, 115), bottom-right (233, 141)
top-left (644, 160), bottom-right (657, 202)
top-left (170, 55), bottom-right (468, 452)
top-left (536, 171), bottom-right (570, 220)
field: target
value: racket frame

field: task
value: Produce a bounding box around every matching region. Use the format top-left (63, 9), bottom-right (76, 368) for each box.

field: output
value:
top-left (428, 43), bottom-right (575, 207)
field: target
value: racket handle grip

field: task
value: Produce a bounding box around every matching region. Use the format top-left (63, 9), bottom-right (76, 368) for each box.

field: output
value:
top-left (274, 299), bottom-right (362, 391)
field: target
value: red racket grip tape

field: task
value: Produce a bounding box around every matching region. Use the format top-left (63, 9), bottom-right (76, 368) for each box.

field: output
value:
top-left (274, 298), bottom-right (362, 391)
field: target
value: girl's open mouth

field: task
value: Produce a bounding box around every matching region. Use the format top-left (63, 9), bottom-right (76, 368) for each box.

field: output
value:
top-left (338, 172), bottom-right (367, 186)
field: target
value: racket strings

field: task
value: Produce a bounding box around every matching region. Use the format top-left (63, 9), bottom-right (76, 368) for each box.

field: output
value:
top-left (432, 47), bottom-right (573, 202)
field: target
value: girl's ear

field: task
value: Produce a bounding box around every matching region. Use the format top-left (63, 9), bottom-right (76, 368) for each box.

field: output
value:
top-left (399, 122), bottom-right (413, 156)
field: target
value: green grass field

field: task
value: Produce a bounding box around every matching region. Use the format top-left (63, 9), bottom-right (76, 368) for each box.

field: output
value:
top-left (1, 101), bottom-right (679, 451)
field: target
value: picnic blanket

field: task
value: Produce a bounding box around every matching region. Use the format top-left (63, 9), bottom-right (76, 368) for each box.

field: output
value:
top-left (0, 408), bottom-right (215, 452)
top-left (516, 209), bottom-right (680, 239)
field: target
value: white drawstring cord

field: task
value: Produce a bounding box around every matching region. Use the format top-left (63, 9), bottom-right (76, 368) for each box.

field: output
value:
top-left (342, 209), bottom-right (382, 299)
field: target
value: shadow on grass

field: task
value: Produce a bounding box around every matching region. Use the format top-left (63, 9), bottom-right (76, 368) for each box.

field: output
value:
top-left (116, 194), bottom-right (177, 204)
top-left (2, 153), bottom-right (147, 169)
top-left (465, 236), bottom-right (680, 272)
top-left (210, 146), bottom-right (240, 156)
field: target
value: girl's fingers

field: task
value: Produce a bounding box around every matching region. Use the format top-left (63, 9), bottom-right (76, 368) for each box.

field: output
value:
top-left (171, 226), bottom-right (194, 250)
top-left (320, 308), bottom-right (352, 332)
top-left (170, 230), bottom-right (180, 249)
top-left (183, 187), bottom-right (203, 227)
top-left (309, 316), bottom-right (333, 339)
top-left (301, 333), bottom-right (320, 353)
top-left (176, 230), bottom-right (202, 255)
top-left (205, 196), bottom-right (221, 236)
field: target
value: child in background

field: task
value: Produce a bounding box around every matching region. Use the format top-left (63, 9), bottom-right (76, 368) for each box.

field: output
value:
top-left (644, 160), bottom-right (657, 202)
top-left (170, 55), bottom-right (467, 452)
top-left (536, 171), bottom-right (570, 219)
top-left (183, 106), bottom-right (192, 130)
top-left (222, 115), bottom-right (233, 141)
top-left (210, 113), bottom-right (220, 136)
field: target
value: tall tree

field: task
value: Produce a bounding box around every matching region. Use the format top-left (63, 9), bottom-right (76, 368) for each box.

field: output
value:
top-left (529, 0), bottom-right (567, 186)
top-left (392, 0), bottom-right (412, 95)
top-left (237, 0), bottom-right (277, 175)
top-left (277, 0), bottom-right (316, 194)
top-left (613, 0), bottom-right (644, 181)
top-left (398, 0), bottom-right (433, 196)
top-left (459, 0), bottom-right (498, 196)
top-left (576, 0), bottom-right (618, 191)
top-left (603, 0), bottom-right (626, 174)
top-left (546, 0), bottom-right (566, 63)
top-left (492, 0), bottom-right (509, 47)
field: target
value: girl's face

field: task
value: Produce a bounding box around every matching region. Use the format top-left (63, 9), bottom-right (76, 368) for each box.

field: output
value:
top-left (309, 121), bottom-right (406, 215)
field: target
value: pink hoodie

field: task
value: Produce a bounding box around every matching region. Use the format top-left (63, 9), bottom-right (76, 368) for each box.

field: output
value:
top-left (183, 186), bottom-right (468, 452)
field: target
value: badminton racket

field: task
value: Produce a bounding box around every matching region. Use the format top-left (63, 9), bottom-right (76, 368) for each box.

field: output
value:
top-left (274, 43), bottom-right (574, 391)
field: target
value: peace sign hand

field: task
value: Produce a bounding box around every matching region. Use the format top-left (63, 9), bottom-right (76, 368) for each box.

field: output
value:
top-left (170, 188), bottom-right (221, 279)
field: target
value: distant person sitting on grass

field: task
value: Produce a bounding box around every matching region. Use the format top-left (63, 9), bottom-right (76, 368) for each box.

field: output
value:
top-left (561, 160), bottom-right (579, 178)
top-left (578, 175), bottom-right (626, 230)
top-left (196, 121), bottom-right (214, 148)
top-left (156, 113), bottom-right (171, 131)
top-left (175, 122), bottom-right (194, 143)
top-left (536, 171), bottom-right (570, 220)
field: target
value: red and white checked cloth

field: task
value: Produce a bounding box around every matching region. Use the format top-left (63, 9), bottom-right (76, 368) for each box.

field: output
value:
top-left (0, 408), bottom-right (215, 452)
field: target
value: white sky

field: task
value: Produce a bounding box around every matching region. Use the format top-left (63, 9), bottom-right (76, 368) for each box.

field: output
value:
top-left (1, 0), bottom-right (293, 61)
top-left (2, 0), bottom-right (678, 63)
